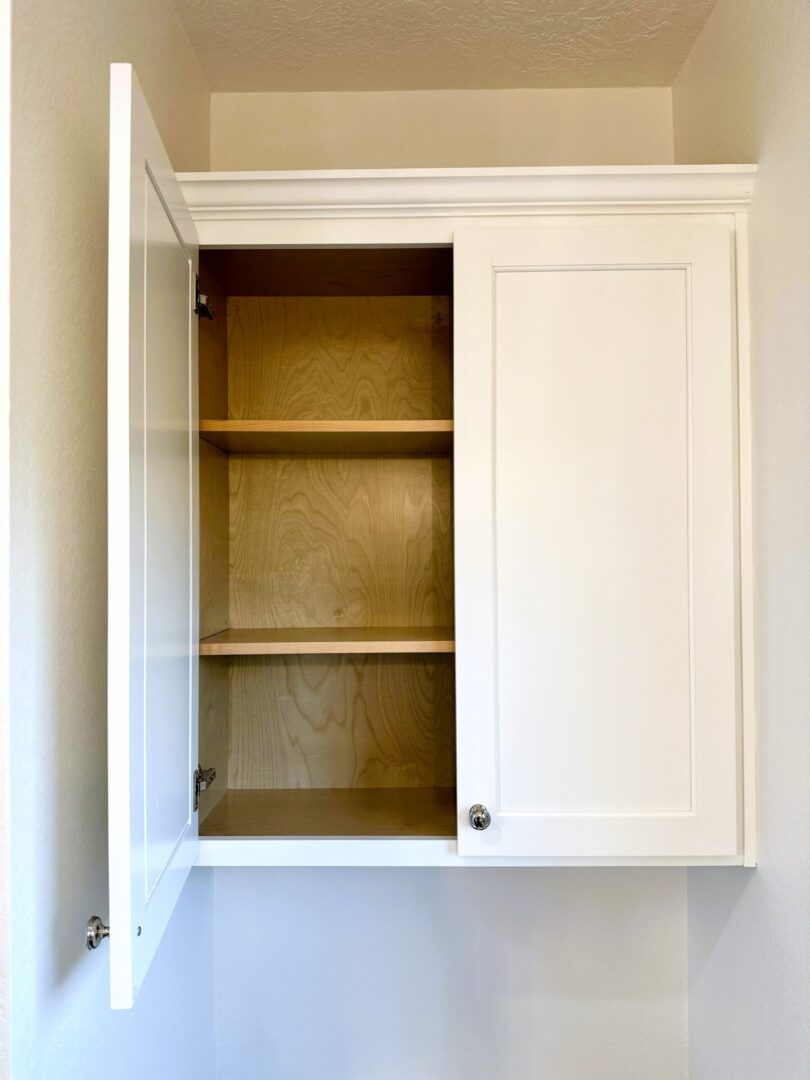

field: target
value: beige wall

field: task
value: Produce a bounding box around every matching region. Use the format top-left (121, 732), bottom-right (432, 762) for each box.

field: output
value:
top-left (211, 88), bottom-right (673, 170)
top-left (673, 3), bottom-right (810, 1078)
top-left (9, 2), bottom-right (213, 1077)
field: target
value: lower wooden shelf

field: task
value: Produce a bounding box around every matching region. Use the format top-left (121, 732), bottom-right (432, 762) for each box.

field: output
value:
top-left (199, 627), bottom-right (455, 655)
top-left (199, 787), bottom-right (457, 838)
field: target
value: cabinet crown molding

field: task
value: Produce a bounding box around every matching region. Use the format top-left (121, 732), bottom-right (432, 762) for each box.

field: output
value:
top-left (178, 165), bottom-right (756, 223)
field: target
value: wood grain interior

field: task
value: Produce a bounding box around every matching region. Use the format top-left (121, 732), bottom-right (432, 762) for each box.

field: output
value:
top-left (200, 626), bottom-right (455, 655)
top-left (229, 455), bottom-right (453, 629)
top-left (199, 438), bottom-right (230, 639)
top-left (199, 786), bottom-right (457, 838)
top-left (227, 655), bottom-right (456, 790)
top-left (198, 659), bottom-right (228, 822)
top-left (198, 285), bottom-right (230, 820)
top-left (226, 295), bottom-right (452, 421)
top-left (197, 248), bottom-right (457, 834)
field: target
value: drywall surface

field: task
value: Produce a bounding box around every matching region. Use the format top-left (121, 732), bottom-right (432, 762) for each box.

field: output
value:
top-left (210, 88), bottom-right (673, 170)
top-left (213, 868), bottom-right (688, 1080)
top-left (674, 3), bottom-right (810, 1078)
top-left (9, 2), bottom-right (212, 1077)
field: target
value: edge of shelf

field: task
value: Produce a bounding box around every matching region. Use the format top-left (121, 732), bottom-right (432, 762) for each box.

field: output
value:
top-left (199, 627), bottom-right (456, 656)
top-left (199, 420), bottom-right (453, 455)
top-left (200, 420), bottom-right (454, 432)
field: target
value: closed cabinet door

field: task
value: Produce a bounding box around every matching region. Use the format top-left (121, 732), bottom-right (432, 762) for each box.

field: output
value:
top-left (454, 220), bottom-right (741, 859)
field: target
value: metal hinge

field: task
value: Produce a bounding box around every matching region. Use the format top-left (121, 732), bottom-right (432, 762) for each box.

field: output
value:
top-left (194, 274), bottom-right (215, 320)
top-left (194, 764), bottom-right (216, 811)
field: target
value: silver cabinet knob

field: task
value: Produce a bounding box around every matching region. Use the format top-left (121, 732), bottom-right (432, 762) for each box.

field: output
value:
top-left (469, 804), bottom-right (491, 830)
top-left (86, 916), bottom-right (110, 950)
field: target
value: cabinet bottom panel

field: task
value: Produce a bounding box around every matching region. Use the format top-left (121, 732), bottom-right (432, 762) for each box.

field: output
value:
top-left (199, 786), bottom-right (457, 838)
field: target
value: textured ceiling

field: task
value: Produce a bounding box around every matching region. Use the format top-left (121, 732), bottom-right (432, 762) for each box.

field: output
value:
top-left (173, 0), bottom-right (717, 92)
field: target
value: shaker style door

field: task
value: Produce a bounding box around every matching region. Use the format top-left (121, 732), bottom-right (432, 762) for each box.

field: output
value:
top-left (107, 63), bottom-right (200, 1007)
top-left (454, 220), bottom-right (740, 859)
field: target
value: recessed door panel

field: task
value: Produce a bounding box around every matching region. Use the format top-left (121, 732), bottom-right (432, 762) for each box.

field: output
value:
top-left (143, 176), bottom-right (195, 897)
top-left (496, 266), bottom-right (691, 815)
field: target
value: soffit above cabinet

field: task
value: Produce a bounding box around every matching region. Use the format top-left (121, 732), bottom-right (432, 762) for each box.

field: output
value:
top-left (174, 0), bottom-right (717, 92)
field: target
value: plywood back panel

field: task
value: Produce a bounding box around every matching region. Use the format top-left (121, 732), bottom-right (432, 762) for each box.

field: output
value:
top-left (228, 655), bottom-right (456, 790)
top-left (229, 455), bottom-right (453, 629)
top-left (226, 296), bottom-right (452, 420)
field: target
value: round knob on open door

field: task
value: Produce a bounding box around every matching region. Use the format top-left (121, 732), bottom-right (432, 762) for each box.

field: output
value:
top-left (86, 916), bottom-right (110, 950)
top-left (469, 804), bottom-right (491, 830)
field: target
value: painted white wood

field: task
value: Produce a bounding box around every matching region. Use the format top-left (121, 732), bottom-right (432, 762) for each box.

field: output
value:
top-left (734, 212), bottom-right (757, 868)
top-left (196, 838), bottom-right (744, 868)
top-left (178, 166), bottom-right (756, 247)
top-left (107, 63), bottom-right (199, 1010)
top-left (179, 164), bottom-right (756, 219)
top-left (454, 220), bottom-right (741, 859)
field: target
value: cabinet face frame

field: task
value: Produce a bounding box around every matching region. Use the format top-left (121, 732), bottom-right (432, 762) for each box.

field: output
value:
top-left (179, 166), bottom-right (756, 868)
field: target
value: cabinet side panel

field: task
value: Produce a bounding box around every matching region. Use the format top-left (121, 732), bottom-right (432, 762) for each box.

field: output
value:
top-left (198, 259), bottom-right (228, 419)
top-left (198, 430), bottom-right (229, 819)
top-left (198, 659), bottom-right (227, 821)
top-left (200, 439), bottom-right (229, 637)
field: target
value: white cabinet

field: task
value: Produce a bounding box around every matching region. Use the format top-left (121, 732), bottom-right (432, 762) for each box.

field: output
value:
top-left (107, 65), bottom-right (756, 1007)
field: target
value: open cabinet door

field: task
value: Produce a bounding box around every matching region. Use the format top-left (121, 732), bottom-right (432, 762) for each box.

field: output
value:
top-left (107, 64), bottom-right (199, 1008)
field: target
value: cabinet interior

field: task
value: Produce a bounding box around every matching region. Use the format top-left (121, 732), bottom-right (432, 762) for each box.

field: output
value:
top-left (197, 247), bottom-right (457, 838)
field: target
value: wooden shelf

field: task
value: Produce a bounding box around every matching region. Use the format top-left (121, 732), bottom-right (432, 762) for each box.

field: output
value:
top-left (199, 626), bottom-right (455, 656)
top-left (199, 419), bottom-right (453, 455)
top-left (199, 787), bottom-right (457, 838)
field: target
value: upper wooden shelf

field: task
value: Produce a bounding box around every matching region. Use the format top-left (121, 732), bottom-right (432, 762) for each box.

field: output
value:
top-left (199, 626), bottom-right (456, 656)
top-left (200, 419), bottom-right (453, 455)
